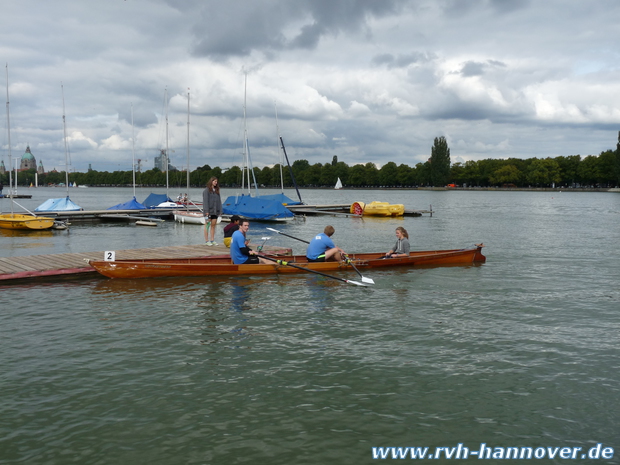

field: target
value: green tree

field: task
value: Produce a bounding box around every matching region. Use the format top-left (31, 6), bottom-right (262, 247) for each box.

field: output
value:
top-left (596, 150), bottom-right (617, 186)
top-left (396, 164), bottom-right (415, 186)
top-left (616, 131), bottom-right (620, 185)
top-left (348, 164), bottom-right (366, 187)
top-left (577, 155), bottom-right (600, 185)
top-left (461, 160), bottom-right (482, 186)
top-left (555, 155), bottom-right (581, 186)
top-left (414, 161), bottom-right (431, 186)
top-left (430, 136), bottom-right (451, 186)
top-left (319, 163), bottom-right (336, 186)
top-left (333, 161), bottom-right (349, 185)
top-left (489, 165), bottom-right (522, 185)
top-left (364, 162), bottom-right (379, 186)
top-left (379, 162), bottom-right (398, 186)
top-left (526, 158), bottom-right (561, 186)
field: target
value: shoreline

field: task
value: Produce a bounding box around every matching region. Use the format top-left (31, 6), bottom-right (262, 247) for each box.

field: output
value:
top-left (4, 186), bottom-right (618, 193)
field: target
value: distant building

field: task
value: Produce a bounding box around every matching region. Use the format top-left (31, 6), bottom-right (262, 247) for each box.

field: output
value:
top-left (0, 159), bottom-right (5, 175)
top-left (37, 160), bottom-right (45, 175)
top-left (154, 149), bottom-right (177, 171)
top-left (19, 146), bottom-right (37, 171)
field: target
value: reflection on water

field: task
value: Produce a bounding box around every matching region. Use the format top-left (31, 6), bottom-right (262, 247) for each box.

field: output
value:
top-left (0, 228), bottom-right (54, 238)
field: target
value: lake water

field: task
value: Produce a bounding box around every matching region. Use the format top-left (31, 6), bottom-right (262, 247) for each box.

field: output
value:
top-left (1, 187), bottom-right (619, 464)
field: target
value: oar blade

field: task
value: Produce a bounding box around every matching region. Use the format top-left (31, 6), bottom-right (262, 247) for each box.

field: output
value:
top-left (346, 279), bottom-right (368, 287)
top-left (361, 276), bottom-right (375, 284)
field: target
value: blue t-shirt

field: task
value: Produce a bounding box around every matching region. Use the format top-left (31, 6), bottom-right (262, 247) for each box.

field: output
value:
top-left (306, 233), bottom-right (335, 260)
top-left (231, 230), bottom-right (249, 264)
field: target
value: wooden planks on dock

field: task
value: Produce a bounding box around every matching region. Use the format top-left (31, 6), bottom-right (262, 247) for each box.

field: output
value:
top-left (0, 244), bottom-right (291, 282)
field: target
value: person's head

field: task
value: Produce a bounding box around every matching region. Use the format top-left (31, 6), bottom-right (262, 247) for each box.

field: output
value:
top-left (239, 219), bottom-right (250, 233)
top-left (207, 177), bottom-right (219, 193)
top-left (324, 225), bottom-right (335, 237)
top-left (396, 226), bottom-right (409, 239)
top-left (230, 215), bottom-right (240, 224)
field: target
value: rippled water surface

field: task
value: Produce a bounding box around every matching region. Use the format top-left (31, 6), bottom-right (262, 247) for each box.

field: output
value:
top-left (1, 188), bottom-right (619, 464)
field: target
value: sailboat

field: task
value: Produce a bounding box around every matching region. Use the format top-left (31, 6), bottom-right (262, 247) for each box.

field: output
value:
top-left (0, 64), bottom-right (55, 230)
top-left (222, 75), bottom-right (295, 222)
top-left (107, 104), bottom-right (146, 211)
top-left (35, 84), bottom-right (82, 213)
top-left (335, 178), bottom-right (343, 189)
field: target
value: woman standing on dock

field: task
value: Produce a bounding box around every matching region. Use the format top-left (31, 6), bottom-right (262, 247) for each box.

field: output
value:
top-left (203, 177), bottom-right (222, 246)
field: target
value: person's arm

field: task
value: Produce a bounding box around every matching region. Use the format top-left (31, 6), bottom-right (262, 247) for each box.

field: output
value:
top-left (202, 189), bottom-right (209, 216)
top-left (385, 240), bottom-right (398, 257)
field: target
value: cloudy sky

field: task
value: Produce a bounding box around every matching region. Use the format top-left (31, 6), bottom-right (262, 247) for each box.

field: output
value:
top-left (2, 0), bottom-right (620, 173)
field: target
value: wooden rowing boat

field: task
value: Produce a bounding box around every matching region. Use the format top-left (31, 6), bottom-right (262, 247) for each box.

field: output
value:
top-left (88, 245), bottom-right (485, 279)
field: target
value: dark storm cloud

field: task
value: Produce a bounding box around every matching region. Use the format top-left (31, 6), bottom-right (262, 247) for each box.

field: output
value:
top-left (191, 0), bottom-right (401, 58)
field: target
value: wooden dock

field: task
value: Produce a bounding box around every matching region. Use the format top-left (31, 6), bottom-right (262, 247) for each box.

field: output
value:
top-left (1, 203), bottom-right (433, 223)
top-left (0, 244), bottom-right (292, 282)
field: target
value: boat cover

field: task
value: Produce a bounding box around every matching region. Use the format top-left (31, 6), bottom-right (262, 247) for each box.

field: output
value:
top-left (107, 197), bottom-right (146, 210)
top-left (222, 194), bottom-right (294, 220)
top-left (35, 196), bottom-right (82, 212)
top-left (142, 193), bottom-right (172, 208)
top-left (257, 193), bottom-right (303, 206)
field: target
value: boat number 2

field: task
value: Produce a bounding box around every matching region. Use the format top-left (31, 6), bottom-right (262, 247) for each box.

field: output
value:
top-left (104, 251), bottom-right (116, 262)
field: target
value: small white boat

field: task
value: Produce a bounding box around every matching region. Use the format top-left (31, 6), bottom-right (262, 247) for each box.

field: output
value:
top-left (335, 178), bottom-right (343, 189)
top-left (173, 211), bottom-right (206, 225)
top-left (156, 201), bottom-right (184, 208)
top-left (136, 220), bottom-right (158, 227)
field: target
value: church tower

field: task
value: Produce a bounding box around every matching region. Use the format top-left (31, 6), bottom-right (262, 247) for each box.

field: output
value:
top-left (19, 146), bottom-right (37, 171)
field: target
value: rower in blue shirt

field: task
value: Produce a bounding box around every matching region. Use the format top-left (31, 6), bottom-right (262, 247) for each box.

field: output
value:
top-left (230, 220), bottom-right (269, 265)
top-left (306, 225), bottom-right (345, 262)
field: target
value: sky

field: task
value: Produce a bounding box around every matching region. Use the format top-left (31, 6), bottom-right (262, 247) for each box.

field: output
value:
top-left (1, 0), bottom-right (620, 173)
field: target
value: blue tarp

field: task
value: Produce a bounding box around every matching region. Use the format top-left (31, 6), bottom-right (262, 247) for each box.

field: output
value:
top-left (142, 193), bottom-right (172, 208)
top-left (107, 197), bottom-right (146, 210)
top-left (222, 194), bottom-right (294, 221)
top-left (35, 196), bottom-right (82, 212)
top-left (257, 193), bottom-right (303, 206)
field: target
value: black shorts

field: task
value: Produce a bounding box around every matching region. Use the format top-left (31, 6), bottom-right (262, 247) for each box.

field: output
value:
top-left (243, 255), bottom-right (259, 264)
top-left (307, 254), bottom-right (326, 262)
top-left (209, 215), bottom-right (218, 220)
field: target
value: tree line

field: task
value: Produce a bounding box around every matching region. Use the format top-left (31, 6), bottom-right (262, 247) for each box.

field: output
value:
top-left (3, 135), bottom-right (620, 189)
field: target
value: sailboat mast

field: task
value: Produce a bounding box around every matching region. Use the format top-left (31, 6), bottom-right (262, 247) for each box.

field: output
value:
top-left (164, 87), bottom-right (169, 198)
top-left (61, 84), bottom-right (70, 196)
top-left (274, 101), bottom-right (284, 192)
top-left (242, 74), bottom-right (259, 196)
top-left (131, 103), bottom-right (136, 198)
top-left (242, 74), bottom-right (248, 193)
top-left (186, 89), bottom-right (190, 193)
top-left (5, 64), bottom-right (14, 210)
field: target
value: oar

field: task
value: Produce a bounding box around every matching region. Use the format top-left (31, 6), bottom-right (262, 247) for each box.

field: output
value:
top-left (266, 227), bottom-right (309, 244)
top-left (267, 227), bottom-right (374, 285)
top-left (341, 252), bottom-right (375, 285)
top-left (258, 254), bottom-right (368, 287)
